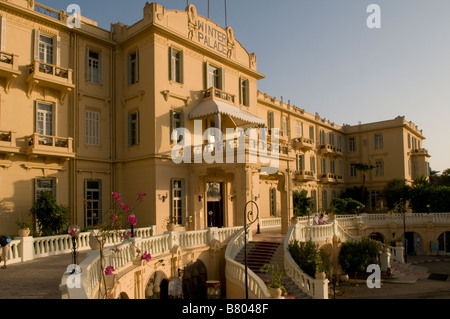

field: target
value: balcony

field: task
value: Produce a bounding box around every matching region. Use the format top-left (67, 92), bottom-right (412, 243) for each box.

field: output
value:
top-left (333, 146), bottom-right (343, 156)
top-left (335, 175), bottom-right (344, 183)
top-left (0, 52), bottom-right (21, 93)
top-left (202, 87), bottom-right (235, 104)
top-left (26, 61), bottom-right (75, 103)
top-left (293, 137), bottom-right (315, 151)
top-left (410, 148), bottom-right (430, 158)
top-left (294, 170), bottom-right (315, 182)
top-left (0, 130), bottom-right (20, 158)
top-left (319, 144), bottom-right (335, 156)
top-left (25, 133), bottom-right (75, 162)
top-left (319, 173), bottom-right (336, 184)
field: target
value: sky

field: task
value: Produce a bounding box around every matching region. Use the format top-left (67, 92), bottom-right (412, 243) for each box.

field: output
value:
top-left (39, 0), bottom-right (450, 173)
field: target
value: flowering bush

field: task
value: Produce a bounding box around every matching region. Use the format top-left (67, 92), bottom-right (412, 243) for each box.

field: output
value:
top-left (140, 251), bottom-right (151, 262)
top-left (105, 266), bottom-right (115, 276)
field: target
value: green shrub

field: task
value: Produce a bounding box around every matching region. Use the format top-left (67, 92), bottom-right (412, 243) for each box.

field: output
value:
top-left (338, 237), bottom-right (382, 278)
top-left (288, 239), bottom-right (324, 278)
top-left (29, 191), bottom-right (70, 236)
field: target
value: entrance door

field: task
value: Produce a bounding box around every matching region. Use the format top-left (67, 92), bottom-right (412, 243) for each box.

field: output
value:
top-left (206, 182), bottom-right (223, 228)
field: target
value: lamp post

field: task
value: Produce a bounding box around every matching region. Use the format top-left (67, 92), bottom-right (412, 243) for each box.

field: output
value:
top-left (68, 224), bottom-right (80, 273)
top-left (356, 206), bottom-right (360, 216)
top-left (244, 201), bottom-right (259, 299)
top-left (208, 211), bottom-right (214, 227)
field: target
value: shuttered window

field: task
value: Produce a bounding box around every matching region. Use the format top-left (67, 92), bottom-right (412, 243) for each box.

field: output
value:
top-left (269, 188), bottom-right (277, 217)
top-left (127, 48), bottom-right (139, 85)
top-left (169, 47), bottom-right (183, 83)
top-left (239, 78), bottom-right (249, 106)
top-left (171, 179), bottom-right (186, 225)
top-left (85, 110), bottom-right (100, 146)
top-left (296, 154), bottom-right (305, 171)
top-left (296, 122), bottom-right (303, 138)
top-left (127, 111), bottom-right (139, 146)
top-left (204, 61), bottom-right (225, 90)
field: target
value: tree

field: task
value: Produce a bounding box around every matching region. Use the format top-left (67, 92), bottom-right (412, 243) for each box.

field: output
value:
top-left (293, 190), bottom-right (313, 217)
top-left (383, 179), bottom-right (410, 210)
top-left (329, 197), bottom-right (364, 215)
top-left (30, 191), bottom-right (71, 236)
top-left (436, 168), bottom-right (450, 187)
top-left (340, 186), bottom-right (369, 205)
top-left (354, 163), bottom-right (375, 208)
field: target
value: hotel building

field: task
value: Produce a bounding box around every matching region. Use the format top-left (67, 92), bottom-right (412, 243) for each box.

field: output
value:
top-left (0, 1), bottom-right (430, 235)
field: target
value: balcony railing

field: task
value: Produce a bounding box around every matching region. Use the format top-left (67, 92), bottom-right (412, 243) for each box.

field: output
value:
top-left (410, 148), bottom-right (430, 157)
top-left (28, 61), bottom-right (71, 80)
top-left (293, 137), bottom-right (315, 150)
top-left (333, 146), bottom-right (343, 156)
top-left (319, 173), bottom-right (336, 183)
top-left (203, 87), bottom-right (235, 104)
top-left (0, 130), bottom-right (19, 157)
top-left (294, 170), bottom-right (315, 182)
top-left (26, 133), bottom-right (75, 159)
top-left (319, 144), bottom-right (335, 155)
top-left (0, 51), bottom-right (20, 93)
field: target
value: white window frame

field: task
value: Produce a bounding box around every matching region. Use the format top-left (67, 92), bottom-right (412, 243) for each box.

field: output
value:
top-left (86, 48), bottom-right (102, 84)
top-left (171, 179), bottom-right (185, 225)
top-left (36, 101), bottom-right (54, 138)
top-left (170, 110), bottom-right (184, 144)
top-left (374, 134), bottom-right (383, 149)
top-left (84, 180), bottom-right (102, 227)
top-left (169, 47), bottom-right (183, 84)
top-left (204, 61), bottom-right (225, 90)
top-left (35, 178), bottom-right (56, 201)
top-left (85, 110), bottom-right (100, 146)
top-left (239, 77), bottom-right (250, 106)
top-left (127, 48), bottom-right (139, 85)
top-left (296, 154), bottom-right (305, 171)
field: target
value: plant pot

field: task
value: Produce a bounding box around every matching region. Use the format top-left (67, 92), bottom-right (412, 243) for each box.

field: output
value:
top-left (269, 287), bottom-right (282, 299)
top-left (89, 235), bottom-right (104, 250)
top-left (315, 272), bottom-right (326, 280)
top-left (290, 217), bottom-right (298, 225)
top-left (18, 228), bottom-right (30, 237)
top-left (167, 224), bottom-right (176, 232)
top-left (339, 274), bottom-right (349, 283)
top-left (395, 242), bottom-right (403, 247)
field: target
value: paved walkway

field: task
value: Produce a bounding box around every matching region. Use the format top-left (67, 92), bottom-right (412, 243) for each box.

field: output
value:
top-left (0, 252), bottom-right (87, 299)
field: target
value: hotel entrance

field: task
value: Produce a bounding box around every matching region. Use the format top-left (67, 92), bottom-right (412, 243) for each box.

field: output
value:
top-left (206, 182), bottom-right (224, 228)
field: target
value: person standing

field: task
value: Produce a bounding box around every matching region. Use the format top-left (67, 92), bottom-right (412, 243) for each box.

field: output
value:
top-left (0, 235), bottom-right (12, 269)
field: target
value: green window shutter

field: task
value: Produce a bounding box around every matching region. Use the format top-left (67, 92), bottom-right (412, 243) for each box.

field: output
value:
top-left (34, 29), bottom-right (40, 61)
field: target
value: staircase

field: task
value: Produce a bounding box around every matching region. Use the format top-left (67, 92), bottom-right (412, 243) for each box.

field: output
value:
top-left (235, 240), bottom-right (311, 299)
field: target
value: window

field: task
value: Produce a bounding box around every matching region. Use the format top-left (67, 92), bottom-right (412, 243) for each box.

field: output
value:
top-left (127, 111), bottom-right (139, 146)
top-left (321, 158), bottom-right (326, 174)
top-left (281, 116), bottom-right (288, 136)
top-left (295, 122), bottom-right (303, 138)
top-left (87, 49), bottom-right (102, 84)
top-left (127, 49), bottom-right (139, 85)
top-left (310, 156), bottom-right (316, 173)
top-left (85, 180), bottom-right (102, 227)
top-left (329, 132), bottom-right (335, 146)
top-left (407, 133), bottom-right (411, 149)
top-left (85, 110), bottom-right (100, 146)
top-left (296, 154), bottom-right (305, 171)
top-left (319, 129), bottom-right (326, 145)
top-left (34, 30), bottom-right (60, 69)
top-left (330, 160), bottom-right (335, 174)
top-left (309, 126), bottom-right (315, 142)
top-left (350, 163), bottom-right (357, 177)
top-left (170, 110), bottom-right (184, 144)
top-left (35, 178), bottom-right (55, 201)
top-left (269, 188), bottom-right (277, 217)
top-left (311, 190), bottom-right (317, 212)
top-left (239, 78), bottom-right (249, 106)
top-left (322, 190), bottom-right (328, 210)
top-left (348, 137), bottom-right (356, 152)
top-left (169, 47), bottom-right (183, 83)
top-left (205, 62), bottom-right (225, 90)
top-left (171, 179), bottom-right (185, 225)
top-left (374, 134), bottom-right (383, 149)
top-left (267, 111), bottom-right (274, 130)
top-left (375, 160), bottom-right (384, 176)
top-left (338, 136), bottom-right (344, 149)
top-left (36, 102), bottom-right (54, 145)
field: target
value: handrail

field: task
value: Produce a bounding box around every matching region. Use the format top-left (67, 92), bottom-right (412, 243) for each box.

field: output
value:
top-left (224, 228), bottom-right (270, 299)
top-left (283, 224), bottom-right (328, 299)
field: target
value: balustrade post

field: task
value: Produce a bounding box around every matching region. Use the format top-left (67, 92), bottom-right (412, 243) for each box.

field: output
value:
top-left (166, 230), bottom-right (180, 249)
top-left (207, 227), bottom-right (219, 244)
top-left (18, 236), bottom-right (35, 262)
top-left (313, 279), bottom-right (329, 299)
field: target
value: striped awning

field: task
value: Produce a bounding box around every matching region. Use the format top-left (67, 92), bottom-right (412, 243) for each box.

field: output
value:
top-left (189, 99), bottom-right (266, 129)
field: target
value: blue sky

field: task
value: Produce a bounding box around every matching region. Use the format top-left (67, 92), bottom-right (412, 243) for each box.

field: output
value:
top-left (40, 0), bottom-right (450, 173)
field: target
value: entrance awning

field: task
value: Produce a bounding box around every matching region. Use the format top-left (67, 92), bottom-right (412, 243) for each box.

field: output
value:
top-left (188, 99), bottom-right (266, 129)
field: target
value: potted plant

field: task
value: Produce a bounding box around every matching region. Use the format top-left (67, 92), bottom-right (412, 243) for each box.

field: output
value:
top-left (165, 216), bottom-right (177, 231)
top-left (259, 264), bottom-right (287, 298)
top-left (16, 221), bottom-right (31, 237)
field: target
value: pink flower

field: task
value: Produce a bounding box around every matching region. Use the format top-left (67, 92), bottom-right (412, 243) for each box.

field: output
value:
top-left (111, 192), bottom-right (121, 201)
top-left (123, 204), bottom-right (130, 212)
top-left (105, 266), bottom-right (115, 275)
top-left (126, 215), bottom-right (137, 226)
top-left (119, 203), bottom-right (125, 208)
top-left (141, 251), bottom-right (151, 262)
top-left (137, 193), bottom-right (147, 201)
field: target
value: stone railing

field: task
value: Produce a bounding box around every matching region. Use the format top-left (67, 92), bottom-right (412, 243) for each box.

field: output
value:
top-left (224, 228), bottom-right (271, 299)
top-left (6, 227), bottom-right (156, 266)
top-left (260, 217), bottom-right (281, 228)
top-left (335, 212), bottom-right (450, 227)
top-left (61, 226), bottom-right (242, 299)
top-left (284, 224), bottom-right (329, 299)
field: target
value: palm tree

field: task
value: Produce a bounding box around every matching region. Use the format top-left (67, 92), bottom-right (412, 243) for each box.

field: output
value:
top-left (354, 163), bottom-right (375, 210)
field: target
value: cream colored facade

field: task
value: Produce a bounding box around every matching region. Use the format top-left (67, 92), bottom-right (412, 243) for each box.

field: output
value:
top-left (0, 1), bottom-right (430, 235)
